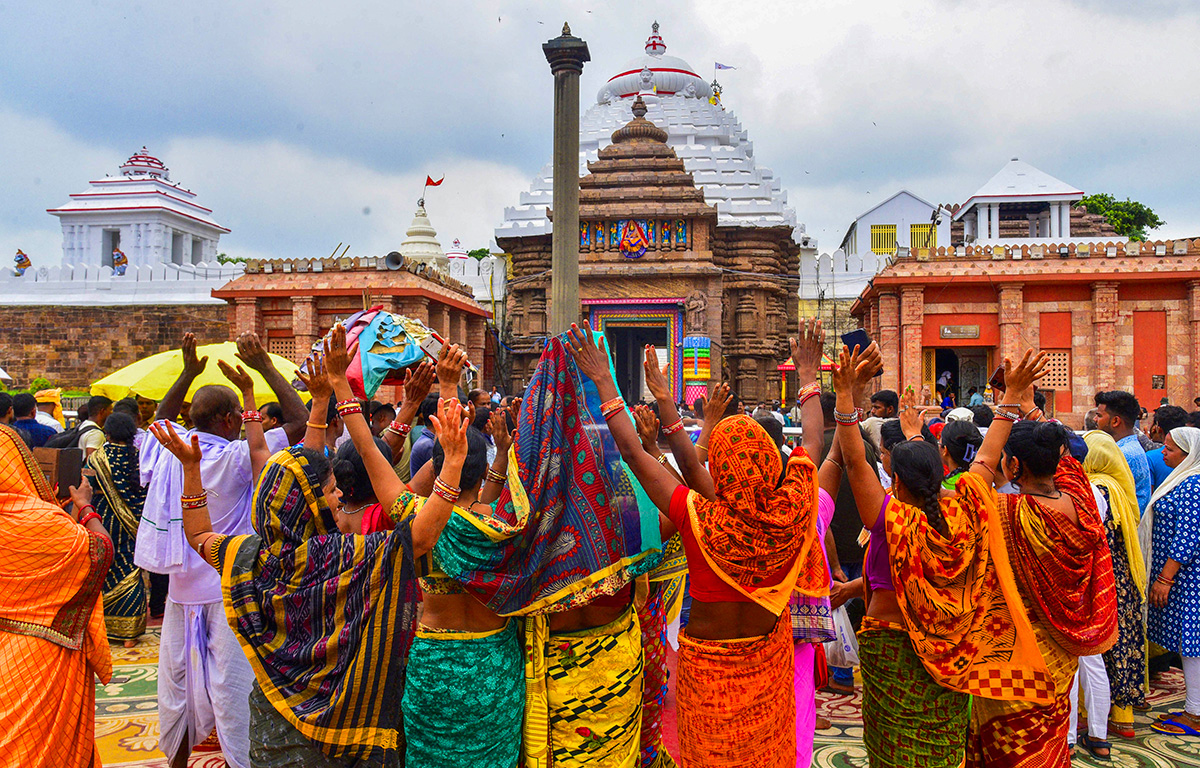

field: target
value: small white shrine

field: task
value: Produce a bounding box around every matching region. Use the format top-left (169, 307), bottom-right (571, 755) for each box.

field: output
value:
top-left (2, 148), bottom-right (241, 305)
top-left (398, 201), bottom-right (448, 272)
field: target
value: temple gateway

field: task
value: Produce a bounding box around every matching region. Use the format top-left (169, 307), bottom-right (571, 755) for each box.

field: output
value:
top-left (497, 24), bottom-right (811, 404)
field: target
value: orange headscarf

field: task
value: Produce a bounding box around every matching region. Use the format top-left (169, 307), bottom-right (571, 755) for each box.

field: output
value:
top-left (0, 424), bottom-right (112, 679)
top-left (684, 415), bottom-right (828, 614)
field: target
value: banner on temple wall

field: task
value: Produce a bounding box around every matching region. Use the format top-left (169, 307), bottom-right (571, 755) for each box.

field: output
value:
top-left (682, 336), bottom-right (711, 381)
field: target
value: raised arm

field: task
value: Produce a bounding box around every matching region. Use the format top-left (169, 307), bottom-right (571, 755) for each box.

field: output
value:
top-left (566, 323), bottom-right (680, 514)
top-left (818, 434), bottom-right (845, 499)
top-left (633, 404), bottom-right (686, 486)
top-left (410, 397), bottom-right (469, 557)
top-left (155, 333), bottom-right (207, 422)
top-left (383, 362), bottom-right (434, 459)
top-left (235, 332), bottom-right (308, 444)
top-left (436, 342), bottom-right (464, 403)
top-left (479, 403), bottom-right (515, 504)
top-left (970, 350), bottom-right (1048, 484)
top-left (295, 355), bottom-right (334, 452)
top-left (220, 360), bottom-right (268, 479)
top-left (834, 343), bottom-right (888, 530)
top-left (791, 319), bottom-right (826, 460)
top-left (643, 346), bottom-right (709, 496)
top-left (148, 421), bottom-right (218, 561)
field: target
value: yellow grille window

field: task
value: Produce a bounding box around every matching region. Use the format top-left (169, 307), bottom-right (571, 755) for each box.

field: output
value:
top-left (870, 225), bottom-right (898, 256)
top-left (910, 223), bottom-right (936, 249)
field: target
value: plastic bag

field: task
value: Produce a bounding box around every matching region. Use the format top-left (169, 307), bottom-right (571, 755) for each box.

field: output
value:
top-left (823, 605), bottom-right (860, 668)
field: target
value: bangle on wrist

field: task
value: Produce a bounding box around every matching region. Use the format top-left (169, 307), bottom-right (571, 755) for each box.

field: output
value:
top-left (662, 418), bottom-right (685, 436)
top-left (78, 511), bottom-right (102, 527)
top-left (656, 453), bottom-right (669, 465)
top-left (834, 408), bottom-right (859, 426)
top-left (600, 397), bottom-right (626, 421)
top-left (306, 421), bottom-right (328, 429)
top-left (386, 420), bottom-right (412, 437)
top-left (485, 467), bottom-right (506, 484)
top-left (433, 476), bottom-right (461, 504)
top-left (241, 409), bottom-right (263, 423)
top-left (1157, 574), bottom-right (1175, 586)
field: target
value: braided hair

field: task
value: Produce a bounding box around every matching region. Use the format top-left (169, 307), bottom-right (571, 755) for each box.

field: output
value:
top-left (890, 439), bottom-right (947, 534)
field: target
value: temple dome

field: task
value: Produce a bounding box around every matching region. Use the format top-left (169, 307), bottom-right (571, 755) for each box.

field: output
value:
top-left (446, 238), bottom-right (468, 260)
top-left (596, 22), bottom-right (712, 103)
top-left (120, 147), bottom-right (169, 180)
top-left (399, 202), bottom-right (447, 271)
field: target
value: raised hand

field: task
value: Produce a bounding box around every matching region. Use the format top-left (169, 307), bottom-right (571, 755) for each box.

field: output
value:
top-left (182, 332), bottom-right (208, 378)
top-left (150, 420), bottom-right (202, 467)
top-left (633, 404), bottom-right (661, 450)
top-left (790, 318), bottom-right (825, 382)
top-left (565, 323), bottom-right (612, 384)
top-left (217, 360), bottom-right (254, 395)
top-left (68, 475), bottom-right (93, 517)
top-left (235, 331), bottom-right (272, 372)
top-left (1002, 350), bottom-right (1048, 404)
top-left (435, 343), bottom-right (468, 391)
top-left (643, 345), bottom-right (672, 402)
top-left (704, 382), bottom-right (732, 423)
top-left (831, 345), bottom-right (856, 395)
top-left (401, 361), bottom-right (436, 407)
top-left (296, 354), bottom-right (333, 403)
top-left (323, 324), bottom-right (358, 380)
top-left (899, 386), bottom-right (923, 439)
top-left (488, 406), bottom-right (513, 454)
top-left (429, 398), bottom-right (469, 465)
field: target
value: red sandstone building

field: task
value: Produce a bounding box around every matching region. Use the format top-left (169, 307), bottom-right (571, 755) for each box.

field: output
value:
top-left (213, 256), bottom-right (492, 393)
top-left (852, 240), bottom-right (1200, 427)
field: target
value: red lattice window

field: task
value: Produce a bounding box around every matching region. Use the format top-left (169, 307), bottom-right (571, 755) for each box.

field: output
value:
top-left (1042, 350), bottom-right (1070, 390)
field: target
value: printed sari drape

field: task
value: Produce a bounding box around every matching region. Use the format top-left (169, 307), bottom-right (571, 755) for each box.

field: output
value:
top-left (89, 442), bottom-right (149, 641)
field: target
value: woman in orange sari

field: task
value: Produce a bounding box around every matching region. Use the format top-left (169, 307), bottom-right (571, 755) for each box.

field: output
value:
top-left (0, 423), bottom-right (114, 767)
top-left (967, 353), bottom-right (1119, 767)
top-left (567, 320), bottom-right (830, 767)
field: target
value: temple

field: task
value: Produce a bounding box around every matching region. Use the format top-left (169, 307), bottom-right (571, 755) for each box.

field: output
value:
top-left (498, 24), bottom-right (810, 403)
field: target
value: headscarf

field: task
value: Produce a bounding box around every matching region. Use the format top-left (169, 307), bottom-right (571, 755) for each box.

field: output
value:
top-left (218, 447), bottom-right (417, 763)
top-left (1140, 426), bottom-right (1200, 582)
top-left (34, 388), bottom-right (64, 427)
top-left (1082, 430), bottom-right (1146, 597)
top-left (684, 414), bottom-right (828, 614)
top-left (0, 424), bottom-right (112, 681)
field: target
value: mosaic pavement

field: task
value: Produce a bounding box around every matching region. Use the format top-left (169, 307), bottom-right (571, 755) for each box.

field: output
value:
top-left (96, 627), bottom-right (1200, 767)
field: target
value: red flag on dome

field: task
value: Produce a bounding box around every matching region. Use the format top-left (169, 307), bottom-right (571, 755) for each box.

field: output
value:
top-left (425, 176), bottom-right (444, 187)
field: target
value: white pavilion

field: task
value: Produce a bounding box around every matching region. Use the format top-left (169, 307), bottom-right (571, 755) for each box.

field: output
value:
top-left (0, 148), bottom-right (241, 305)
top-left (496, 22), bottom-right (816, 255)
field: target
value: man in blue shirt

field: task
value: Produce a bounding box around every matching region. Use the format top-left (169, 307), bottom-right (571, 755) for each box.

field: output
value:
top-left (1095, 390), bottom-right (1152, 513)
top-left (11, 393), bottom-right (57, 447)
top-left (968, 387), bottom-right (985, 406)
top-left (1147, 404), bottom-right (1189, 489)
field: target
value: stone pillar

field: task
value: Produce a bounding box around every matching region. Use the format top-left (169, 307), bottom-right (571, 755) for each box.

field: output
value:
top-left (1092, 282), bottom-right (1119, 390)
top-left (543, 24), bottom-right (590, 336)
top-left (976, 207), bottom-right (987, 241)
top-left (449, 309), bottom-right (467, 347)
top-left (233, 297), bottom-right (262, 341)
top-left (294, 296), bottom-right (318, 356)
top-left (397, 294), bottom-right (429, 322)
top-left (467, 315), bottom-right (487, 371)
top-left (1049, 203), bottom-right (1060, 239)
top-left (998, 284), bottom-right (1024, 365)
top-left (1189, 281), bottom-right (1200, 400)
top-left (1061, 203), bottom-right (1071, 240)
top-left (989, 204), bottom-right (1000, 241)
top-left (429, 302), bottom-right (449, 339)
top-left (899, 286), bottom-right (924, 393)
top-left (877, 292), bottom-right (901, 392)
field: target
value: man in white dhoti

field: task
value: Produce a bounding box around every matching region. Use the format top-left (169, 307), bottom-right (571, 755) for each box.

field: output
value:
top-left (136, 332), bottom-right (308, 768)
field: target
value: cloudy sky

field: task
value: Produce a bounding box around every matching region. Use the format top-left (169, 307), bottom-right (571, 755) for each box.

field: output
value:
top-left (3, 0), bottom-right (1198, 267)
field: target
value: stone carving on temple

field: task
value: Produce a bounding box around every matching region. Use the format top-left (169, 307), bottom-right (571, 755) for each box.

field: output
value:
top-left (685, 291), bottom-right (708, 334)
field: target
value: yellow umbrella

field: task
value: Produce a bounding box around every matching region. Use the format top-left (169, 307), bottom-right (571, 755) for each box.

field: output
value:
top-left (90, 342), bottom-right (305, 406)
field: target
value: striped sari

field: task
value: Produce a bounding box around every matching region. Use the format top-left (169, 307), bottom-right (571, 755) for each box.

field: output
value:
top-left (211, 447), bottom-right (419, 765)
top-left (88, 442), bottom-right (148, 642)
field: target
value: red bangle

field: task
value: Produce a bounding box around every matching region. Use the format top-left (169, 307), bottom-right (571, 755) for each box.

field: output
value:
top-left (662, 418), bottom-right (685, 436)
top-left (241, 409), bottom-right (263, 423)
top-left (387, 421), bottom-right (412, 436)
top-left (78, 511), bottom-right (101, 527)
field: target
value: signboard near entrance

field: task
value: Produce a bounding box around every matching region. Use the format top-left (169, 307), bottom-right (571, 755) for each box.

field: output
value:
top-left (1152, 374), bottom-right (1166, 390)
top-left (940, 325), bottom-right (980, 340)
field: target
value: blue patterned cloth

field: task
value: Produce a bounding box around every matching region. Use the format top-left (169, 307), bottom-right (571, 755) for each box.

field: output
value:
top-left (1147, 474), bottom-right (1200, 656)
top-left (1118, 434), bottom-right (1152, 515)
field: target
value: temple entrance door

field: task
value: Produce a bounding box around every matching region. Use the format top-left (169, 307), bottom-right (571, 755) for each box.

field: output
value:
top-left (605, 324), bottom-right (669, 404)
top-left (930, 347), bottom-right (989, 407)
top-left (934, 349), bottom-right (959, 405)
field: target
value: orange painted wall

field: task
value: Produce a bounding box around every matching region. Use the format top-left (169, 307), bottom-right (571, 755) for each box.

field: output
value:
top-left (921, 313), bottom-right (1000, 347)
top-left (1133, 311), bottom-right (1168, 408)
top-left (1040, 311), bottom-right (1073, 412)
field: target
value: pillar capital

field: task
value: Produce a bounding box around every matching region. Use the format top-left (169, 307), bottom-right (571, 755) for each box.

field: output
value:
top-left (543, 25), bottom-right (591, 75)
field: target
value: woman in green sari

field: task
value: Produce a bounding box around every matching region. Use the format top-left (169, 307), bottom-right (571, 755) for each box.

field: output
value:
top-left (87, 412), bottom-right (148, 646)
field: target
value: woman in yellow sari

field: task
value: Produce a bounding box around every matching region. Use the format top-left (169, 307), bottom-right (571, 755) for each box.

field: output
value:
top-left (1082, 430), bottom-right (1147, 741)
top-left (0, 423), bottom-right (114, 767)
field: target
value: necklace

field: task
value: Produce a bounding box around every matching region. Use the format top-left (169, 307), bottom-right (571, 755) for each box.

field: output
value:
top-left (1022, 488), bottom-right (1063, 500)
top-left (344, 502), bottom-right (372, 516)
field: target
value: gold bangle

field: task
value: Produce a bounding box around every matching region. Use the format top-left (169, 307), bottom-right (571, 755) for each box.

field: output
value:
top-left (306, 421), bottom-right (328, 429)
top-left (656, 453), bottom-right (669, 465)
top-left (695, 443), bottom-right (708, 451)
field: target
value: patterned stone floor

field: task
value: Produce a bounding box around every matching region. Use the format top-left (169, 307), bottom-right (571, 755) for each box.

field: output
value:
top-left (96, 627), bottom-right (1200, 766)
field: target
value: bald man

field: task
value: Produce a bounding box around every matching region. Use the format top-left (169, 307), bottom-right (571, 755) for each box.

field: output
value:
top-left (135, 332), bottom-right (307, 768)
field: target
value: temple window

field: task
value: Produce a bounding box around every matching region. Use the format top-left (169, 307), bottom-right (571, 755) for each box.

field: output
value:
top-left (870, 224), bottom-right (897, 256)
top-left (910, 223), bottom-right (936, 250)
top-left (102, 229), bottom-right (120, 268)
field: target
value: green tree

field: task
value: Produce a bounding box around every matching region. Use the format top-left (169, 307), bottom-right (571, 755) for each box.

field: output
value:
top-left (467, 248), bottom-right (491, 260)
top-left (216, 252), bottom-right (248, 264)
top-left (1075, 194), bottom-right (1164, 241)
